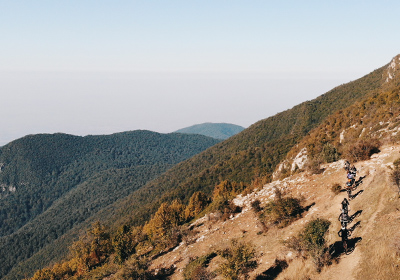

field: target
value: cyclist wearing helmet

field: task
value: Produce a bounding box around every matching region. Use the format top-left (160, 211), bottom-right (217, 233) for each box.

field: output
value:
top-left (338, 225), bottom-right (351, 253)
top-left (341, 198), bottom-right (350, 212)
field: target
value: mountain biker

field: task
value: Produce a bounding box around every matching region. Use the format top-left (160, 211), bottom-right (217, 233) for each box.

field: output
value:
top-left (347, 170), bottom-right (356, 186)
top-left (339, 208), bottom-right (349, 227)
top-left (345, 165), bottom-right (357, 199)
top-left (341, 198), bottom-right (350, 212)
top-left (344, 161), bottom-right (356, 185)
top-left (344, 160), bottom-right (350, 172)
top-left (338, 225), bottom-right (351, 252)
top-left (338, 226), bottom-right (349, 239)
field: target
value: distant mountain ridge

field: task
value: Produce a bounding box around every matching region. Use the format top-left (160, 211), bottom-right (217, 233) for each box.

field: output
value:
top-left (175, 122), bottom-right (245, 139)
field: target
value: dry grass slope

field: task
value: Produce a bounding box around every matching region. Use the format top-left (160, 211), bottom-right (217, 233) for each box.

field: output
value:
top-left (148, 145), bottom-right (400, 280)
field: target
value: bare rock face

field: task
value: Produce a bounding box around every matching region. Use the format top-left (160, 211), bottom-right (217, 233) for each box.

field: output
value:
top-left (385, 54), bottom-right (400, 83)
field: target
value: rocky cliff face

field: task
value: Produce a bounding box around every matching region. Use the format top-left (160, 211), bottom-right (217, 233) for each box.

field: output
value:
top-left (385, 54), bottom-right (400, 83)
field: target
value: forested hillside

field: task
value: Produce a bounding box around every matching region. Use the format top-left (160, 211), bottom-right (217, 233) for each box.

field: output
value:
top-left (175, 122), bottom-right (245, 139)
top-left (0, 131), bottom-right (220, 279)
top-left (97, 62), bottom-right (388, 229)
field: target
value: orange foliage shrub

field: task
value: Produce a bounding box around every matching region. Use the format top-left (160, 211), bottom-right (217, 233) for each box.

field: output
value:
top-left (342, 138), bottom-right (381, 162)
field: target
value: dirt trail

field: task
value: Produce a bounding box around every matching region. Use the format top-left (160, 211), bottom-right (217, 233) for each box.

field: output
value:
top-left (307, 173), bottom-right (367, 280)
top-left (316, 145), bottom-right (399, 280)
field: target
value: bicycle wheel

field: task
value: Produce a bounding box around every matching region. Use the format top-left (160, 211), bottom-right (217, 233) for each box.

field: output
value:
top-left (343, 240), bottom-right (348, 254)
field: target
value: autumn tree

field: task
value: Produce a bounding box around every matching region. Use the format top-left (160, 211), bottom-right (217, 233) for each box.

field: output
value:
top-left (69, 221), bottom-right (112, 274)
top-left (89, 221), bottom-right (112, 264)
top-left (113, 225), bottom-right (145, 264)
top-left (213, 180), bottom-right (245, 201)
top-left (143, 199), bottom-right (185, 240)
top-left (185, 191), bottom-right (209, 220)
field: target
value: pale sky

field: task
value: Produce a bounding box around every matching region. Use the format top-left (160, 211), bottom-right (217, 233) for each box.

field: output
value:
top-left (1, 1), bottom-right (399, 145)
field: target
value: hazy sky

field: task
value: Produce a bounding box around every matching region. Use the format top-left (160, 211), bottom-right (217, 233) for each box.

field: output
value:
top-left (1, 1), bottom-right (399, 145)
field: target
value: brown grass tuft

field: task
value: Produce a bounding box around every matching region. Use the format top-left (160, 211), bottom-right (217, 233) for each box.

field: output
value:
top-left (330, 183), bottom-right (342, 195)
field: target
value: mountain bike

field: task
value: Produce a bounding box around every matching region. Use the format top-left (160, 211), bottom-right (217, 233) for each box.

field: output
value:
top-left (344, 161), bottom-right (357, 174)
top-left (341, 198), bottom-right (349, 212)
top-left (338, 208), bottom-right (349, 228)
top-left (339, 198), bottom-right (350, 225)
top-left (346, 178), bottom-right (358, 199)
top-left (344, 161), bottom-right (350, 172)
top-left (338, 227), bottom-right (351, 254)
